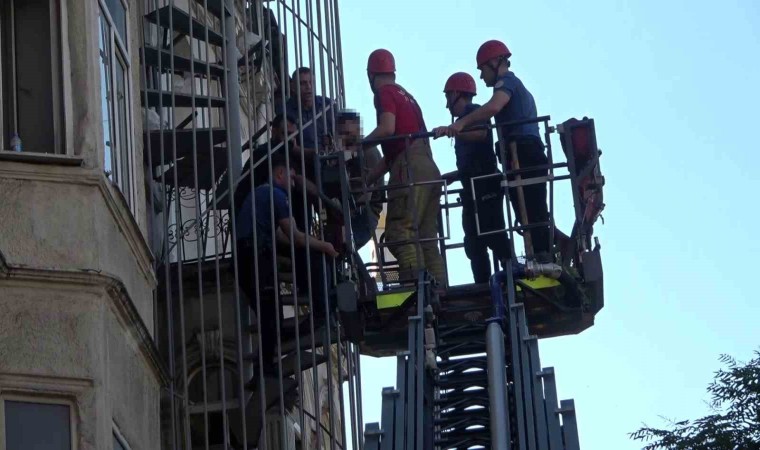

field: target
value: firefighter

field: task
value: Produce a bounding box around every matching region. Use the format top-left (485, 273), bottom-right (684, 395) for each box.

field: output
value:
top-left (363, 49), bottom-right (447, 287)
top-left (439, 72), bottom-right (510, 283)
top-left (435, 40), bottom-right (552, 261)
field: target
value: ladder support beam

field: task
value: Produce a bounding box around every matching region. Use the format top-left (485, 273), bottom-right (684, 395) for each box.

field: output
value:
top-left (486, 320), bottom-right (510, 450)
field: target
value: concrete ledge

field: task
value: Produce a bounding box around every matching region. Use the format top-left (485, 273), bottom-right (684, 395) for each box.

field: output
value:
top-left (0, 151), bottom-right (84, 166)
top-left (0, 372), bottom-right (93, 394)
top-left (0, 262), bottom-right (169, 387)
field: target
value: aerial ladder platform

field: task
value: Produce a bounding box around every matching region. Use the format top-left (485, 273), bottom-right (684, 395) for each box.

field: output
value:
top-left (352, 116), bottom-right (604, 449)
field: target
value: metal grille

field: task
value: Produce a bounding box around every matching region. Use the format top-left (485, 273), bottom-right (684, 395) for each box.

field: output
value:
top-left (139, 0), bottom-right (360, 448)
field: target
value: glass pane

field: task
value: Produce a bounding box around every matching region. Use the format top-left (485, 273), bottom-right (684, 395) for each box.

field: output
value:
top-left (105, 0), bottom-right (127, 45)
top-left (115, 52), bottom-right (131, 206)
top-left (13, 0), bottom-right (56, 153)
top-left (4, 400), bottom-right (71, 450)
top-left (98, 12), bottom-right (115, 180)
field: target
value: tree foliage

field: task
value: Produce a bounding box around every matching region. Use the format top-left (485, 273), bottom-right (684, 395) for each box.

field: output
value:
top-left (630, 350), bottom-right (760, 450)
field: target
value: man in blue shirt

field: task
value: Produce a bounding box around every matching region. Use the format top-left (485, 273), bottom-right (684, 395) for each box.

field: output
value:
top-left (279, 67), bottom-right (335, 157)
top-left (235, 152), bottom-right (338, 374)
top-left (277, 67), bottom-right (335, 233)
top-left (438, 72), bottom-right (509, 283)
top-left (236, 112), bottom-right (321, 237)
top-left (435, 40), bottom-right (552, 261)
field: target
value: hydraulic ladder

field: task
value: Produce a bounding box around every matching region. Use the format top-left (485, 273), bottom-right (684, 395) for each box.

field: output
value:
top-left (363, 263), bottom-right (581, 450)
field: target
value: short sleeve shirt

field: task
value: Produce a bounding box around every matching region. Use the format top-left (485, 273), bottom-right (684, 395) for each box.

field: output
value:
top-left (373, 84), bottom-right (427, 161)
top-left (235, 183), bottom-right (290, 253)
top-left (233, 141), bottom-right (285, 215)
top-left (280, 96), bottom-right (334, 151)
top-left (493, 72), bottom-right (540, 139)
top-left (454, 103), bottom-right (497, 178)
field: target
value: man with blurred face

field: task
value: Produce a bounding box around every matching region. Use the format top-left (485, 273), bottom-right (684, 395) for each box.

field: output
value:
top-left (337, 110), bottom-right (384, 250)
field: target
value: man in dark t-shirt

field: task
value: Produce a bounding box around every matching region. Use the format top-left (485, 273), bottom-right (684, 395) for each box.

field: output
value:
top-left (438, 72), bottom-right (509, 283)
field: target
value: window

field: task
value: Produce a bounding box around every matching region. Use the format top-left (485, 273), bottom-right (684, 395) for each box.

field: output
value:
top-left (0, 0), bottom-right (65, 153)
top-left (2, 399), bottom-right (72, 450)
top-left (98, 0), bottom-right (134, 208)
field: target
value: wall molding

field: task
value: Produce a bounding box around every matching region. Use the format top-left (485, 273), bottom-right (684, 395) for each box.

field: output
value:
top-left (0, 373), bottom-right (93, 395)
top-left (0, 263), bottom-right (169, 387)
top-left (0, 161), bottom-right (156, 286)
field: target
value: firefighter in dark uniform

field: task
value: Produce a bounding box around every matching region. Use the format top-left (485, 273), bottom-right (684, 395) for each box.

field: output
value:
top-left (435, 40), bottom-right (552, 262)
top-left (438, 72), bottom-right (509, 283)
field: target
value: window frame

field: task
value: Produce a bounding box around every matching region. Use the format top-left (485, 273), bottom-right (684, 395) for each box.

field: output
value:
top-left (0, 0), bottom-right (71, 155)
top-left (97, 0), bottom-right (136, 211)
top-left (0, 394), bottom-right (78, 450)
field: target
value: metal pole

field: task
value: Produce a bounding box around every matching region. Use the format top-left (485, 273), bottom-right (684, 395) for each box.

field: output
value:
top-left (507, 139), bottom-right (534, 258)
top-left (224, 0), bottom-right (242, 184)
top-left (486, 319), bottom-right (510, 450)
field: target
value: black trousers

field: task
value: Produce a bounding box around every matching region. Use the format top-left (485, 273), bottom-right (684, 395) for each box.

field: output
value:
top-left (502, 137), bottom-right (551, 255)
top-left (461, 174), bottom-right (510, 284)
top-left (236, 240), bottom-right (330, 371)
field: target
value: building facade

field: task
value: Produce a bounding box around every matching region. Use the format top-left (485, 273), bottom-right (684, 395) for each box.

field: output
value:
top-left (1, 0), bottom-right (162, 449)
top-left (1, 0), bottom-right (352, 449)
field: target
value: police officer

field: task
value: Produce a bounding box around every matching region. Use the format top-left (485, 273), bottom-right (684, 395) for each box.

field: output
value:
top-left (435, 40), bottom-right (552, 261)
top-left (363, 49), bottom-right (447, 287)
top-left (235, 151), bottom-right (338, 374)
top-left (438, 72), bottom-right (509, 283)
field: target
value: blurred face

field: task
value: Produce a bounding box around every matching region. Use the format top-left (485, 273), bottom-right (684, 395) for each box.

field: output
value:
top-left (479, 62), bottom-right (498, 87)
top-left (293, 71), bottom-right (314, 110)
top-left (338, 119), bottom-right (361, 148)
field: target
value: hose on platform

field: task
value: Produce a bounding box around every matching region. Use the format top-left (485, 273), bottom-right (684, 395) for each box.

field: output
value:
top-left (490, 260), bottom-right (586, 320)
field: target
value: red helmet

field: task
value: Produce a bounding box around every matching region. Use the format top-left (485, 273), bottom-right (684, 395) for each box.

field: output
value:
top-left (444, 72), bottom-right (477, 95)
top-left (476, 40), bottom-right (511, 68)
top-left (367, 49), bottom-right (396, 73)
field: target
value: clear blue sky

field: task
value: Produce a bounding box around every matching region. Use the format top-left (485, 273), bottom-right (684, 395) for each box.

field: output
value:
top-left (333, 1), bottom-right (760, 448)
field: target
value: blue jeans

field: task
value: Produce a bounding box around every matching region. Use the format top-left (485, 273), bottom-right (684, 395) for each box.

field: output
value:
top-left (352, 208), bottom-right (379, 250)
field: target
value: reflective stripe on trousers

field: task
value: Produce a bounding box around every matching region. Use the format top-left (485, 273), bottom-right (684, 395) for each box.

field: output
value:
top-left (385, 139), bottom-right (447, 286)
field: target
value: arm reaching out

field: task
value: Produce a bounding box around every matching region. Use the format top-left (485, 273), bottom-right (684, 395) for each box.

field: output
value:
top-left (278, 217), bottom-right (339, 257)
top-left (365, 156), bottom-right (389, 186)
top-left (363, 112), bottom-right (395, 149)
top-left (434, 91), bottom-right (511, 138)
